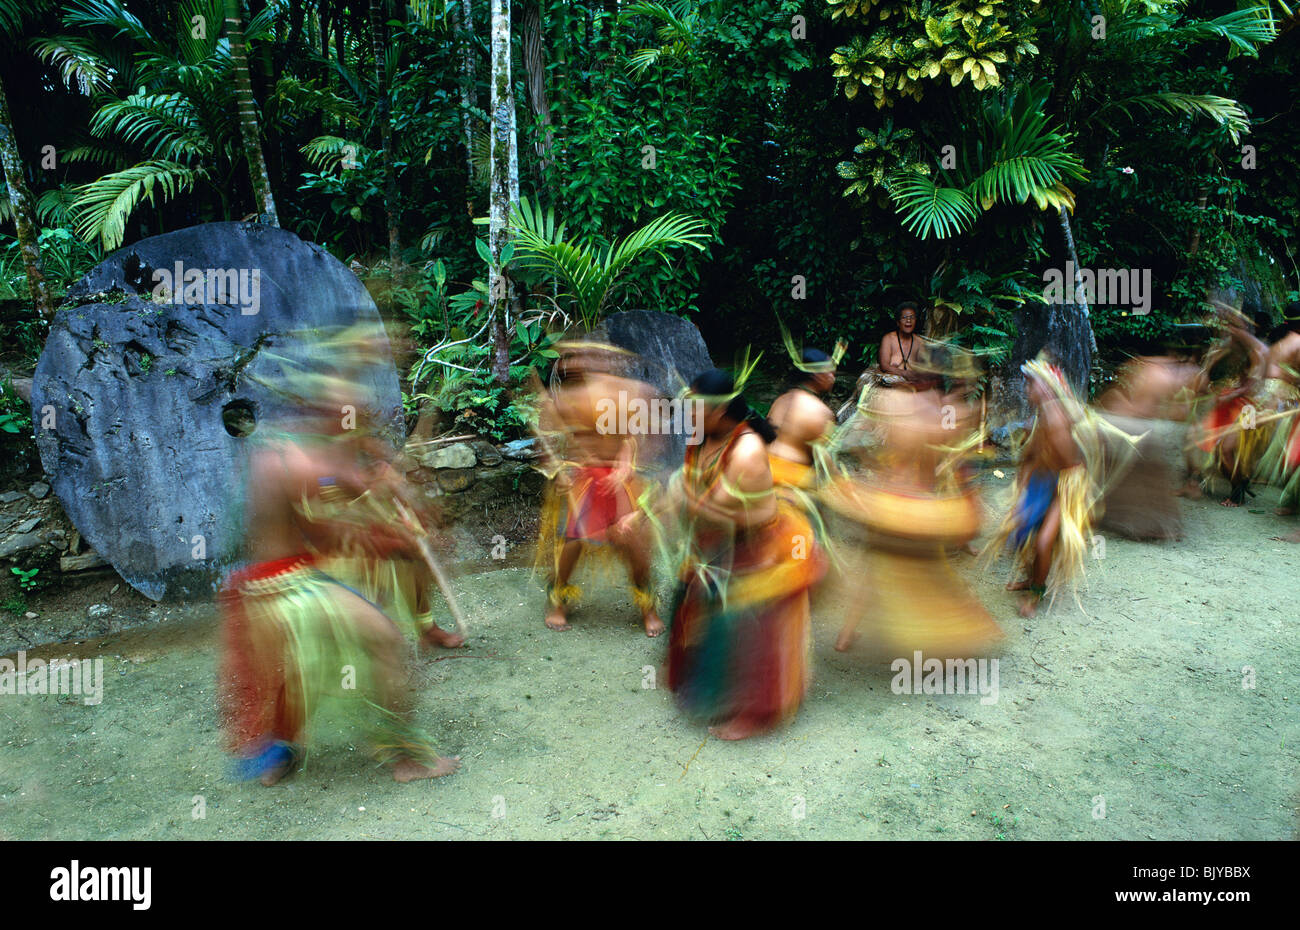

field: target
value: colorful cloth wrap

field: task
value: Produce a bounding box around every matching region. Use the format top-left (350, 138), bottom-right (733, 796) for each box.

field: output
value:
top-left (218, 554), bottom-right (442, 777)
top-left (563, 465), bottom-right (636, 542)
top-left (667, 427), bottom-right (826, 730)
top-left (1009, 470), bottom-right (1059, 550)
top-left (1195, 392), bottom-right (1268, 483)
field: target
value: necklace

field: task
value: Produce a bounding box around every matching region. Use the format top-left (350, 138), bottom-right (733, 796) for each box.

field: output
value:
top-left (896, 331), bottom-right (913, 369)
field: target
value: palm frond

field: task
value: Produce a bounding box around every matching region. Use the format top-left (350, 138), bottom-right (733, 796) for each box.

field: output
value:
top-left (30, 35), bottom-right (114, 95)
top-left (36, 185), bottom-right (81, 228)
top-left (1160, 6), bottom-right (1278, 54)
top-left (62, 0), bottom-right (163, 54)
top-left (89, 92), bottom-right (212, 162)
top-left (300, 135), bottom-right (371, 172)
top-left (245, 0), bottom-right (287, 43)
top-left (0, 0), bottom-right (52, 38)
top-left (603, 212), bottom-right (711, 280)
top-left (509, 197), bottom-right (710, 327)
top-left (622, 0), bottom-right (697, 76)
top-left (71, 160), bottom-right (208, 251)
top-left (270, 76), bottom-right (360, 127)
top-left (1096, 92), bottom-right (1250, 144)
top-left (176, 0), bottom-right (222, 65)
top-left (62, 140), bottom-right (134, 170)
top-left (889, 172), bottom-right (980, 240)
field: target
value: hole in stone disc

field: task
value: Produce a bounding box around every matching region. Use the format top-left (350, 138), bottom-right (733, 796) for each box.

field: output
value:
top-left (222, 399), bottom-right (257, 437)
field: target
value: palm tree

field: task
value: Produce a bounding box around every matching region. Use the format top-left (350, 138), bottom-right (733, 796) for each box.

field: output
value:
top-left (887, 86), bottom-right (1087, 241)
top-left (509, 196), bottom-right (711, 331)
top-left (0, 0), bottom-right (54, 318)
top-left (367, 0), bottom-right (400, 268)
top-left (622, 0), bottom-right (699, 77)
top-left (35, 0), bottom-right (292, 250)
top-left (224, 0), bottom-right (278, 225)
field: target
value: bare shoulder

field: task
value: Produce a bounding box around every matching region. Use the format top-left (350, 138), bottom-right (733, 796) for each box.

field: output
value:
top-left (730, 431), bottom-right (771, 470)
top-left (793, 389), bottom-right (834, 428)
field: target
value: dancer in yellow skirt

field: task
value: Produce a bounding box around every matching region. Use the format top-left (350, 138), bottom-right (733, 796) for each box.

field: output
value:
top-left (822, 350), bottom-right (1001, 658)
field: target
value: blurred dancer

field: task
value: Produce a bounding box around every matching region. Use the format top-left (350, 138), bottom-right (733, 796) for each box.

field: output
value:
top-left (218, 368), bottom-right (459, 785)
top-left (1259, 311), bottom-right (1300, 531)
top-left (534, 341), bottom-right (664, 636)
top-left (987, 356), bottom-right (1107, 618)
top-left (634, 368), bottom-right (822, 740)
top-left (1190, 310), bottom-right (1270, 506)
top-left (282, 325), bottom-right (465, 650)
top-left (1095, 345), bottom-right (1201, 540)
top-left (821, 348), bottom-right (999, 656)
top-left (323, 451), bottom-right (467, 650)
top-left (768, 347), bottom-right (838, 489)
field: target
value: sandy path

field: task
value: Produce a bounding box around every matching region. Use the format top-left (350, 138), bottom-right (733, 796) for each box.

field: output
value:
top-left (0, 477), bottom-right (1296, 840)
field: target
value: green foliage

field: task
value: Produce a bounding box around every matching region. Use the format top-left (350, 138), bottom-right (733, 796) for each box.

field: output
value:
top-left (10, 566), bottom-right (41, 592)
top-left (509, 197), bottom-right (711, 329)
top-left (72, 160), bottom-right (209, 252)
top-left (0, 228), bottom-right (97, 364)
top-left (887, 85), bottom-right (1087, 239)
top-left (0, 376), bottom-right (33, 435)
top-left (829, 0), bottom-right (1038, 106)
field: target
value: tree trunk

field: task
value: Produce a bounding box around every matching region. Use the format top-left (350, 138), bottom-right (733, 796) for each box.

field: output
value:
top-left (457, 0), bottom-right (477, 218)
top-left (488, 0), bottom-right (518, 385)
top-left (224, 0), bottom-right (280, 226)
top-left (368, 0), bottom-right (403, 271)
top-left (0, 76), bottom-right (54, 320)
top-left (1009, 208), bottom-right (1095, 409)
top-left (521, 0), bottom-right (555, 188)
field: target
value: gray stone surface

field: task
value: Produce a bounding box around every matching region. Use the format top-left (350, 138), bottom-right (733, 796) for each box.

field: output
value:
top-left (593, 309), bottom-right (714, 469)
top-left (420, 442), bottom-right (477, 470)
top-left (502, 438), bottom-right (538, 460)
top-left (28, 482), bottom-right (50, 499)
top-left (31, 222), bottom-right (403, 601)
top-left (0, 491), bottom-right (23, 504)
top-left (0, 532), bottom-right (42, 559)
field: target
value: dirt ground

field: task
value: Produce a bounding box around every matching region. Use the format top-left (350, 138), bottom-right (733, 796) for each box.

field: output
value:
top-left (0, 473), bottom-right (1296, 841)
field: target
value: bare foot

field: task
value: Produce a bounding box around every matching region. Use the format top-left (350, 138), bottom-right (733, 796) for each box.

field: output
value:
top-left (1174, 480), bottom-right (1202, 499)
top-left (709, 718), bottom-right (763, 741)
top-left (1269, 530), bottom-right (1300, 543)
top-left (258, 750), bottom-right (299, 787)
top-left (834, 626), bottom-right (858, 652)
top-left (1017, 594), bottom-right (1039, 619)
top-left (420, 625), bottom-right (466, 650)
top-left (642, 611), bottom-right (665, 638)
top-left (544, 605), bottom-right (570, 631)
top-left (392, 755), bottom-right (460, 782)
top-left (959, 541), bottom-right (979, 557)
top-left (1220, 498), bottom-right (1240, 508)
top-left (1274, 505), bottom-right (1296, 517)
top-left (1006, 579), bottom-right (1033, 592)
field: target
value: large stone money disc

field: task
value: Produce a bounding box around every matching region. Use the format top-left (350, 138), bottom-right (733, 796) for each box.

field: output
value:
top-left (31, 222), bottom-right (403, 601)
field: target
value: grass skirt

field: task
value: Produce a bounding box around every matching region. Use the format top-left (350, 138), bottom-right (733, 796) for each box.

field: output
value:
top-left (218, 555), bottom-right (440, 774)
